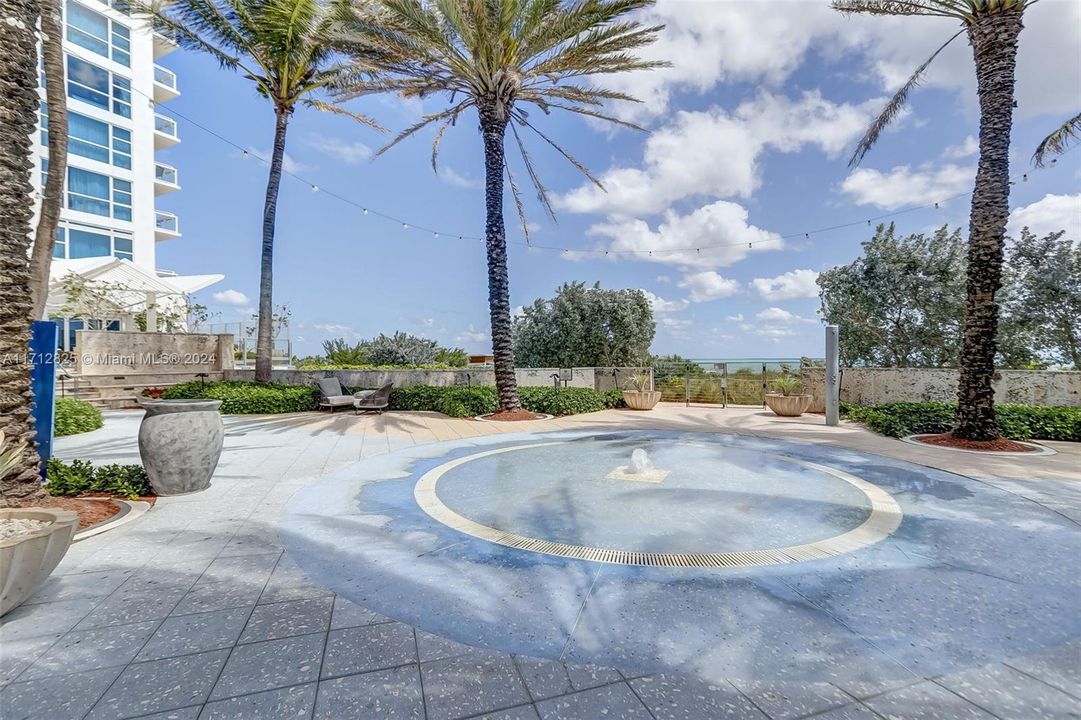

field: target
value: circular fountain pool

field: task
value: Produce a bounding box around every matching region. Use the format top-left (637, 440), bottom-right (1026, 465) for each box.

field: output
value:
top-left (414, 436), bottom-right (901, 567)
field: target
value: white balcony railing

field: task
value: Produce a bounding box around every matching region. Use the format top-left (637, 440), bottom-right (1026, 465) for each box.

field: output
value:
top-left (154, 114), bottom-right (177, 137)
top-left (155, 211), bottom-right (179, 237)
top-left (155, 162), bottom-right (178, 185)
top-left (153, 64), bottom-right (177, 90)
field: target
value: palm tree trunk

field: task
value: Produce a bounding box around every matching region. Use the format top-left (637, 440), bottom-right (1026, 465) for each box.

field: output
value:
top-left (1, 0), bottom-right (47, 506)
top-left (953, 12), bottom-right (1023, 440)
top-left (29, 0), bottom-right (68, 321)
top-left (255, 107), bottom-right (289, 384)
top-left (479, 103), bottom-right (521, 412)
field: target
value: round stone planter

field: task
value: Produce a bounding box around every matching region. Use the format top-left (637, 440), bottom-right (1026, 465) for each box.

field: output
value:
top-left (622, 390), bottom-right (662, 411)
top-left (764, 393), bottom-right (811, 417)
top-left (0, 508), bottom-right (78, 616)
top-left (138, 399), bottom-right (224, 496)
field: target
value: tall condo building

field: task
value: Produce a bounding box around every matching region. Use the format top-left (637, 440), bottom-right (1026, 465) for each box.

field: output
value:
top-left (32, 0), bottom-right (222, 350)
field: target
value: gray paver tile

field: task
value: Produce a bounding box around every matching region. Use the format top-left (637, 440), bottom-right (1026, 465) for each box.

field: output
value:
top-left (421, 649), bottom-right (532, 720)
top-left (329, 595), bottom-right (392, 630)
top-left (137, 608), bottom-right (252, 662)
top-left (86, 649), bottom-right (230, 720)
top-left (477, 705), bottom-right (542, 719)
top-left (939, 663), bottom-right (1081, 720)
top-left (21, 620), bottom-right (158, 680)
top-left (208, 633), bottom-right (324, 701)
top-left (134, 708), bottom-right (202, 720)
top-left (1006, 640), bottom-right (1081, 699)
top-left (239, 596), bottom-right (333, 644)
top-left (809, 703), bottom-right (883, 720)
top-left (24, 569), bottom-right (132, 605)
top-left (171, 580), bottom-right (263, 616)
top-left (198, 682), bottom-right (316, 719)
top-left (199, 553), bottom-right (281, 586)
top-left (257, 556), bottom-right (333, 604)
top-left (536, 682), bottom-right (652, 720)
top-left (314, 665), bottom-right (424, 719)
top-left (77, 588), bottom-right (188, 629)
top-left (730, 679), bottom-right (852, 719)
top-left (0, 597), bottom-right (99, 642)
top-left (415, 628), bottom-right (477, 663)
top-left (865, 680), bottom-right (996, 719)
top-left (630, 674), bottom-right (767, 720)
top-left (321, 622), bottom-right (417, 679)
top-left (0, 666), bottom-right (122, 720)
top-left (513, 657), bottom-right (573, 700)
top-left (0, 633), bottom-right (60, 686)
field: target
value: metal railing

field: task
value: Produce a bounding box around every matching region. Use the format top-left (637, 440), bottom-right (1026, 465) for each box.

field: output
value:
top-left (207, 322), bottom-right (293, 369)
top-left (154, 113), bottom-right (178, 138)
top-left (652, 359), bottom-right (816, 407)
top-left (153, 64), bottom-right (177, 90)
top-left (155, 211), bottom-right (179, 233)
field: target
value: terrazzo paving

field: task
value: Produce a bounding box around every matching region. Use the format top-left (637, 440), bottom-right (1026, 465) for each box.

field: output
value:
top-left (2, 405), bottom-right (1079, 719)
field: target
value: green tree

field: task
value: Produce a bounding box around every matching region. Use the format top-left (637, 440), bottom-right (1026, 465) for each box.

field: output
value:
top-left (1000, 229), bottom-right (1081, 369)
top-left (513, 282), bottom-right (655, 367)
top-left (366, 332), bottom-right (438, 366)
top-left (833, 0), bottom-right (1032, 439)
top-left (136, 0), bottom-right (381, 383)
top-left (338, 0), bottom-right (664, 411)
top-left (0, 0), bottom-right (47, 506)
top-left (817, 224), bottom-right (967, 368)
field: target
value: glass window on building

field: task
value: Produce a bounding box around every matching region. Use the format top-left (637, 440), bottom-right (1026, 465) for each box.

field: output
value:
top-left (113, 235), bottom-right (133, 261)
top-left (66, 1), bottom-right (131, 66)
top-left (66, 55), bottom-right (130, 116)
top-left (112, 178), bottom-right (132, 220)
top-left (69, 112), bottom-right (111, 163)
top-left (112, 126), bottom-right (131, 168)
top-left (67, 167), bottom-right (111, 216)
top-left (40, 101), bottom-right (48, 147)
top-left (67, 227), bottom-right (112, 258)
top-left (53, 226), bottom-right (66, 258)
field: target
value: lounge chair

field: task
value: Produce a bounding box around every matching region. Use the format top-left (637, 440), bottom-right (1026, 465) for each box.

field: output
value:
top-left (318, 377), bottom-right (369, 412)
top-left (354, 383), bottom-right (392, 415)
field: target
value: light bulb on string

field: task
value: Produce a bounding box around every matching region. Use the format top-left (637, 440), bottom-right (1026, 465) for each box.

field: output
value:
top-left (242, 150), bottom-right (249, 161)
top-left (362, 208), bottom-right (368, 215)
top-left (934, 202), bottom-right (939, 209)
top-left (310, 185), bottom-right (319, 193)
top-left (402, 223), bottom-right (409, 230)
top-left (1022, 174), bottom-right (1028, 182)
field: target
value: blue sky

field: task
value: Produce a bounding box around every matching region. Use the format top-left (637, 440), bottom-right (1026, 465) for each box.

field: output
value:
top-left (155, 0), bottom-right (1081, 360)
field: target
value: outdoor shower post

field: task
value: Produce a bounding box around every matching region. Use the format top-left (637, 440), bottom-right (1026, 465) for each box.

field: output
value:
top-left (825, 325), bottom-right (840, 426)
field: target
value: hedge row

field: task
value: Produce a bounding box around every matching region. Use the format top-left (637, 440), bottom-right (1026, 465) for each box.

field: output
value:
top-left (55, 398), bottom-right (103, 437)
top-left (841, 402), bottom-right (1081, 441)
top-left (163, 381), bottom-right (624, 417)
top-left (163, 381), bottom-right (318, 414)
top-left (45, 458), bottom-right (152, 499)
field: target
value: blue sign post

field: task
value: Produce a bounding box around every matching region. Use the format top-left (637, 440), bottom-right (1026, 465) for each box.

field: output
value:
top-left (29, 320), bottom-right (59, 479)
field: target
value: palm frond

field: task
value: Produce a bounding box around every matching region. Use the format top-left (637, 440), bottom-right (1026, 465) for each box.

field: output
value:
top-left (504, 161), bottom-right (531, 242)
top-left (303, 99), bottom-right (386, 131)
top-left (849, 28), bottom-right (963, 166)
top-left (509, 123), bottom-right (555, 220)
top-left (374, 103), bottom-right (471, 158)
top-left (521, 119), bottom-right (604, 189)
top-left (832, 0), bottom-right (969, 19)
top-left (1032, 111), bottom-right (1081, 167)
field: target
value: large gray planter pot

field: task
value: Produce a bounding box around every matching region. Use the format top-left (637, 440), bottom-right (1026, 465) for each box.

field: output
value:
top-left (1, 508), bottom-right (78, 616)
top-left (138, 399), bottom-right (224, 495)
top-left (764, 393), bottom-right (811, 417)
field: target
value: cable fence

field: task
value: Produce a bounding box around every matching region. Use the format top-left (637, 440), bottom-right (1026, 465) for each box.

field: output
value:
top-left (652, 359), bottom-right (821, 407)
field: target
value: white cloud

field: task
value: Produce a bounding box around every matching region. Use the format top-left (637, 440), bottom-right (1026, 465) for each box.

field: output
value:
top-left (438, 167), bottom-right (482, 189)
top-left (456, 325), bottom-right (488, 344)
top-left (726, 313), bottom-right (744, 322)
top-left (1009, 193), bottom-right (1081, 241)
top-left (247, 146), bottom-right (310, 174)
top-left (420, 318), bottom-right (435, 328)
top-left (212, 289), bottom-right (249, 306)
top-left (678, 272), bottom-right (741, 303)
top-left (841, 163), bottom-right (973, 210)
top-left (656, 275), bottom-right (671, 284)
top-left (750, 269), bottom-right (820, 301)
top-left (756, 307), bottom-right (813, 324)
top-left (660, 316), bottom-right (694, 338)
top-left (582, 201), bottom-right (783, 269)
top-left (304, 135), bottom-right (372, 165)
top-left (601, 0), bottom-right (1079, 123)
top-left (739, 306), bottom-right (817, 341)
top-left (944, 135), bottom-right (978, 160)
top-left (559, 92), bottom-right (879, 217)
top-left (640, 290), bottom-right (688, 313)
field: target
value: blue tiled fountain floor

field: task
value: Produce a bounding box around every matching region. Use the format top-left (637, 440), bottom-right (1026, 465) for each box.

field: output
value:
top-left (281, 430), bottom-right (1081, 693)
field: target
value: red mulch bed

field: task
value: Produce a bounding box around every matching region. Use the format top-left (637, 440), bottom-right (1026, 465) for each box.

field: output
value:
top-left (39, 497), bottom-right (121, 530)
top-left (913, 433), bottom-right (1036, 453)
top-left (480, 409), bottom-right (546, 422)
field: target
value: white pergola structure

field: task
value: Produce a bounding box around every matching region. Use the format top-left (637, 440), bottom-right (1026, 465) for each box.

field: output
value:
top-left (46, 257), bottom-right (223, 350)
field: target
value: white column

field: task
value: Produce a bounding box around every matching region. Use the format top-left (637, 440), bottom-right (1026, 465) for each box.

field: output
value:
top-left (145, 291), bottom-right (157, 332)
top-left (825, 325), bottom-right (840, 426)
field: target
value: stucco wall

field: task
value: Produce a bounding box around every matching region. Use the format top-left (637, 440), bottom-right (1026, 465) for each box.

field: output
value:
top-left (801, 367), bottom-right (1081, 410)
top-left (224, 367), bottom-right (651, 392)
top-left (75, 331), bottom-right (234, 375)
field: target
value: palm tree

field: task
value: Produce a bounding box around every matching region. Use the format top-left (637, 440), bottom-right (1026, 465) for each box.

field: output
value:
top-left (834, 0), bottom-right (1031, 440)
top-left (136, 0), bottom-right (382, 383)
top-left (1, 0), bottom-right (48, 506)
top-left (29, 0), bottom-right (68, 321)
top-left (335, 0), bottom-right (665, 412)
top-left (1033, 111), bottom-right (1081, 167)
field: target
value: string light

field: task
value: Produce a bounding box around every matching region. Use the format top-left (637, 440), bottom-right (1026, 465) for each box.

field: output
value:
top-left (131, 78), bottom-right (1074, 261)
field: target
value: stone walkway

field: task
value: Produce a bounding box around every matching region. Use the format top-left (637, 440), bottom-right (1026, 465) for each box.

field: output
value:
top-left (2, 405), bottom-right (1079, 719)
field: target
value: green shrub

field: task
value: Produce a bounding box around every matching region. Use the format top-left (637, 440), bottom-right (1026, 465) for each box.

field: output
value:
top-left (840, 401), bottom-right (1081, 441)
top-left (45, 458), bottom-right (151, 499)
top-left (387, 385), bottom-right (620, 417)
top-left (54, 398), bottom-right (103, 437)
top-left (163, 381), bottom-right (318, 414)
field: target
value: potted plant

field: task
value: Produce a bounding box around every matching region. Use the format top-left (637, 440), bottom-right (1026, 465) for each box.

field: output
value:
top-left (622, 370), bottom-right (661, 411)
top-left (141, 387), bottom-right (166, 399)
top-left (764, 375), bottom-right (811, 417)
top-left (0, 431), bottom-right (79, 616)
